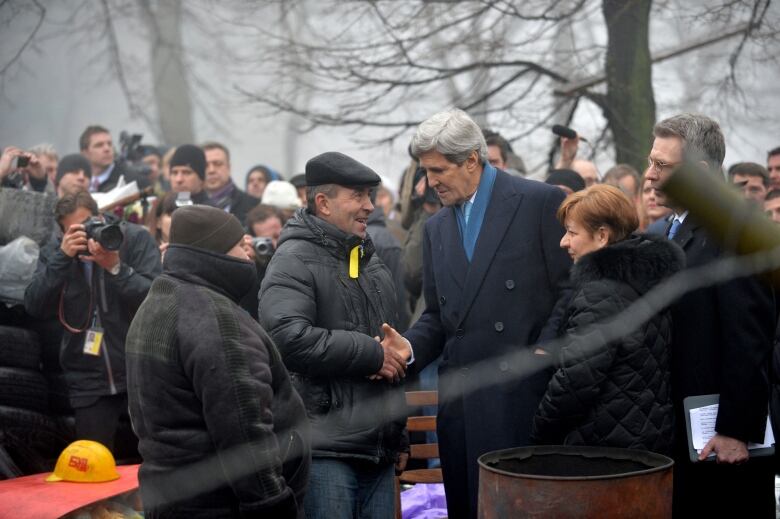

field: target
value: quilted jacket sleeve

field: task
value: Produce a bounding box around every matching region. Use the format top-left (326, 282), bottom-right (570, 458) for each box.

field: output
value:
top-left (531, 281), bottom-right (625, 444)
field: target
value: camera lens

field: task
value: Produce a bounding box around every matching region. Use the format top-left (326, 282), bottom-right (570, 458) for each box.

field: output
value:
top-left (255, 241), bottom-right (271, 255)
top-left (252, 237), bottom-right (274, 257)
top-left (94, 224), bottom-right (124, 251)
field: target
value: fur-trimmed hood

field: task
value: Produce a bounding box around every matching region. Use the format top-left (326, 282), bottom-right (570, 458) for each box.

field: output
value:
top-left (571, 233), bottom-right (685, 295)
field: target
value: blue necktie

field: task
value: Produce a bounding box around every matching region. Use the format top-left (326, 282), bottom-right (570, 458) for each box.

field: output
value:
top-left (462, 200), bottom-right (472, 225)
top-left (667, 218), bottom-right (682, 239)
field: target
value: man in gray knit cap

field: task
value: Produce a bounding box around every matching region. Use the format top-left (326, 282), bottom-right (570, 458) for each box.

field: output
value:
top-left (126, 204), bottom-right (310, 518)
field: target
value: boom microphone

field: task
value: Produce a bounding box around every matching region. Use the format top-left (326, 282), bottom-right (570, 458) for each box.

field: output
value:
top-left (552, 124), bottom-right (589, 142)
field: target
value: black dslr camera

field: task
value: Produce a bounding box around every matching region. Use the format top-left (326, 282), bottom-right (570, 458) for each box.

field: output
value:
top-left (251, 237), bottom-right (275, 259)
top-left (82, 217), bottom-right (124, 251)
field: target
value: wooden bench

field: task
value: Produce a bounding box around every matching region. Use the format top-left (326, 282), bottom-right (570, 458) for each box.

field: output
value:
top-left (395, 390), bottom-right (443, 519)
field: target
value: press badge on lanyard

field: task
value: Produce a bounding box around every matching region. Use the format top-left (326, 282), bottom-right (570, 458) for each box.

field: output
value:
top-left (83, 311), bottom-right (104, 356)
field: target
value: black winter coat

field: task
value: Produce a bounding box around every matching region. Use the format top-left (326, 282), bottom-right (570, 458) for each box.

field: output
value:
top-left (227, 187), bottom-right (260, 228)
top-left (24, 217), bottom-right (161, 405)
top-left (126, 245), bottom-right (310, 518)
top-left (532, 233), bottom-right (684, 454)
top-left (259, 208), bottom-right (406, 464)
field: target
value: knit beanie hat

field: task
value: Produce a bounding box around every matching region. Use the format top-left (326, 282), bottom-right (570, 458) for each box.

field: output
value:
top-left (170, 144), bottom-right (206, 180)
top-left (56, 154), bottom-right (92, 184)
top-left (262, 180), bottom-right (302, 210)
top-left (169, 205), bottom-right (245, 254)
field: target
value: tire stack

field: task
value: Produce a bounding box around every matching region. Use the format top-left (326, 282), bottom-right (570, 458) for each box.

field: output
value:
top-left (0, 325), bottom-right (70, 479)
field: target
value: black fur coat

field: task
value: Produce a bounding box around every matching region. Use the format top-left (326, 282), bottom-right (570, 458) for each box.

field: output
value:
top-left (532, 233), bottom-right (685, 454)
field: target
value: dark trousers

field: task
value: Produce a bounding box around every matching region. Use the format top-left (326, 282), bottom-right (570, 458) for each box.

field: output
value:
top-left (73, 393), bottom-right (127, 453)
top-left (673, 441), bottom-right (776, 517)
top-left (437, 396), bottom-right (473, 519)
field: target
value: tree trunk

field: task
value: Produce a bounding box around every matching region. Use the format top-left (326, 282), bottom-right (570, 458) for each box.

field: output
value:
top-left (602, 0), bottom-right (655, 174)
top-left (143, 0), bottom-right (194, 145)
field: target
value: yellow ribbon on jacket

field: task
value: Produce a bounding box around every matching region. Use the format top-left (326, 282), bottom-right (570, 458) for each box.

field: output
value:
top-left (349, 245), bottom-right (362, 278)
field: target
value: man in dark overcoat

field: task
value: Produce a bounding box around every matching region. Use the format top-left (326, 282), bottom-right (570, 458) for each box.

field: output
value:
top-left (386, 108), bottom-right (571, 518)
top-left (646, 113), bottom-right (777, 517)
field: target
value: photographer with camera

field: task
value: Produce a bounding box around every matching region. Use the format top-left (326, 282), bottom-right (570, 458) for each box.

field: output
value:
top-left (0, 144), bottom-right (53, 193)
top-left (239, 204), bottom-right (284, 319)
top-left (24, 191), bottom-right (161, 452)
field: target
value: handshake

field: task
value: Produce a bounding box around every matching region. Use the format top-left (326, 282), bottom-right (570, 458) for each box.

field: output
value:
top-left (371, 323), bottom-right (412, 383)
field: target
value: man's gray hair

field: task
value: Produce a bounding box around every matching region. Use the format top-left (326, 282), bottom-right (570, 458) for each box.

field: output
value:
top-left (29, 143), bottom-right (58, 161)
top-left (653, 113), bottom-right (726, 169)
top-left (411, 109), bottom-right (488, 165)
top-left (306, 183), bottom-right (339, 214)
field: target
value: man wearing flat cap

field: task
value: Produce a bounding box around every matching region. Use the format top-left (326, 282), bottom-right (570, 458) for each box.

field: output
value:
top-left (126, 204), bottom-right (310, 518)
top-left (259, 151), bottom-right (411, 519)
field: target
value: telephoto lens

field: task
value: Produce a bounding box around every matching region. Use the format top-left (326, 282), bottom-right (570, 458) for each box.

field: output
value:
top-left (82, 217), bottom-right (124, 251)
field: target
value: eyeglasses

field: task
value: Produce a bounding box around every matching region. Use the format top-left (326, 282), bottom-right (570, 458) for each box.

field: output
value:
top-left (647, 157), bottom-right (680, 173)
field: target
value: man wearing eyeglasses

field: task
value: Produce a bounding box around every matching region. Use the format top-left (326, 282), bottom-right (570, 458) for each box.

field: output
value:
top-left (645, 113), bottom-right (776, 518)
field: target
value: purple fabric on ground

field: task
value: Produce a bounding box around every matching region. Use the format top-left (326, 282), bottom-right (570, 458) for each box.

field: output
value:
top-left (401, 483), bottom-right (448, 519)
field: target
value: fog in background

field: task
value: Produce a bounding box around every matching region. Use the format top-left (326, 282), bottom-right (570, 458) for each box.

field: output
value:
top-left (1, 1), bottom-right (778, 193)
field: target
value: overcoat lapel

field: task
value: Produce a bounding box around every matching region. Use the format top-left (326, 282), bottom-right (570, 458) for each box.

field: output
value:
top-left (440, 207), bottom-right (469, 290)
top-left (456, 172), bottom-right (522, 325)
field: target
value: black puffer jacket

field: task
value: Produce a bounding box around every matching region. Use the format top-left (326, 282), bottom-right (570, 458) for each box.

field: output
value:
top-left (259, 208), bottom-right (406, 464)
top-left (126, 245), bottom-right (310, 518)
top-left (24, 216), bottom-right (161, 405)
top-left (532, 233), bottom-right (684, 454)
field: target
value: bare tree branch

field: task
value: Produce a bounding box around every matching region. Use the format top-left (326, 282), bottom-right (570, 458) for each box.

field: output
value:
top-left (0, 0), bottom-right (45, 75)
top-left (97, 0), bottom-right (155, 130)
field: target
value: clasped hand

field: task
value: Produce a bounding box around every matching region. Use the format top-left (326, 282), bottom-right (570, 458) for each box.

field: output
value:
top-left (370, 323), bottom-right (412, 383)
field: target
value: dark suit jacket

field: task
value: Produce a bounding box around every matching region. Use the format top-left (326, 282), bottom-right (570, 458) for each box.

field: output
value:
top-left (645, 214), bottom-right (672, 235)
top-left (668, 216), bottom-right (774, 441)
top-left (229, 188), bottom-right (260, 227)
top-left (404, 169), bottom-right (571, 518)
top-left (667, 216), bottom-right (776, 517)
top-left (96, 162), bottom-right (127, 193)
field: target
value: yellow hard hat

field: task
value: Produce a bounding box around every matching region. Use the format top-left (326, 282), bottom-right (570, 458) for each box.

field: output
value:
top-left (45, 440), bottom-right (120, 483)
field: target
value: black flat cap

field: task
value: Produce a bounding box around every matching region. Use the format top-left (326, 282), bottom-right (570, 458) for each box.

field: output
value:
top-left (305, 152), bottom-right (381, 187)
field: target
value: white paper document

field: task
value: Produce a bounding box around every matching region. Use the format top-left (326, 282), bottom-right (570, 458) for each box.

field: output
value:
top-left (91, 180), bottom-right (139, 211)
top-left (689, 403), bottom-right (774, 454)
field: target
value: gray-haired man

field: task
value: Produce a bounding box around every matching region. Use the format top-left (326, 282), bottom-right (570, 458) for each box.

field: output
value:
top-left (385, 109), bottom-right (572, 519)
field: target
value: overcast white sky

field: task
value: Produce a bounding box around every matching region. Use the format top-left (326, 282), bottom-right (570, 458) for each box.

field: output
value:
top-left (1, 2), bottom-right (778, 192)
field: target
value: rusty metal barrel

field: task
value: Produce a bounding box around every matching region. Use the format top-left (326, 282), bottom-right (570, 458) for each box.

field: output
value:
top-left (478, 445), bottom-right (673, 518)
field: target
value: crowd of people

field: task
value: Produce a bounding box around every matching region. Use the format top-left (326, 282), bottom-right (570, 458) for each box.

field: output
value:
top-left (2, 110), bottom-right (780, 518)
